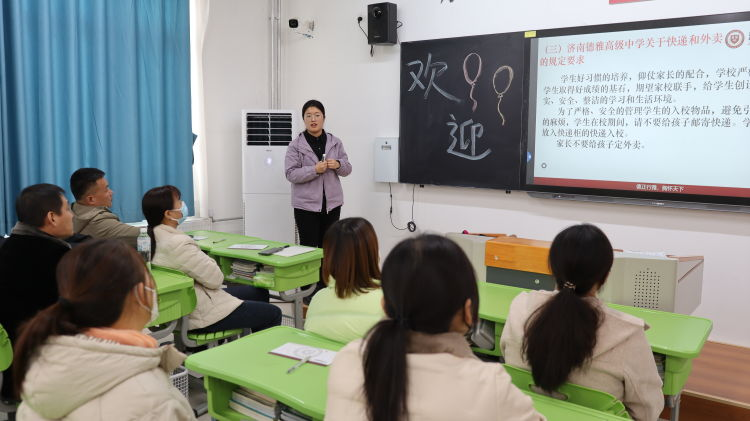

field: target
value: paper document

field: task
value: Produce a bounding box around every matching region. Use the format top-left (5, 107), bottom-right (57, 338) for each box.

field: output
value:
top-left (274, 246), bottom-right (315, 257)
top-left (269, 342), bottom-right (337, 366)
top-left (228, 244), bottom-right (268, 250)
top-left (190, 235), bottom-right (208, 240)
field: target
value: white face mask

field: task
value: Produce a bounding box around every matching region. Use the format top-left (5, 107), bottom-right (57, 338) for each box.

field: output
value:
top-left (136, 285), bottom-right (159, 325)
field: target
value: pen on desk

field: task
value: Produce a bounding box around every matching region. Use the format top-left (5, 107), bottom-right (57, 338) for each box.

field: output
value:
top-left (286, 355), bottom-right (311, 374)
top-left (212, 238), bottom-right (226, 244)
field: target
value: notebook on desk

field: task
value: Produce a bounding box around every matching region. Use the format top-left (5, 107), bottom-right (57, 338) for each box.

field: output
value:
top-left (274, 246), bottom-right (316, 257)
top-left (270, 342), bottom-right (337, 366)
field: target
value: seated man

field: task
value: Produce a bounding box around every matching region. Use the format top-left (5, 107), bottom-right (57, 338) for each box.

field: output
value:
top-left (70, 168), bottom-right (139, 247)
top-left (0, 183), bottom-right (74, 399)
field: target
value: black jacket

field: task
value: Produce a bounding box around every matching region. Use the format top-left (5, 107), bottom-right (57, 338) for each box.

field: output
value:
top-left (0, 233), bottom-right (69, 399)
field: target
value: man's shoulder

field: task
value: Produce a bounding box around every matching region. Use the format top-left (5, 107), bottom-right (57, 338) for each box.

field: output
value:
top-left (0, 235), bottom-right (68, 265)
top-left (90, 208), bottom-right (121, 222)
top-left (72, 203), bottom-right (114, 220)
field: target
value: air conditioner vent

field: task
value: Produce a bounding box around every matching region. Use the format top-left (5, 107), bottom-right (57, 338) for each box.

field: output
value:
top-left (244, 112), bottom-right (294, 146)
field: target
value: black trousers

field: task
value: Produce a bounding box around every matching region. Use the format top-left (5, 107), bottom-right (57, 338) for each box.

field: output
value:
top-left (294, 205), bottom-right (341, 301)
top-left (294, 206), bottom-right (341, 248)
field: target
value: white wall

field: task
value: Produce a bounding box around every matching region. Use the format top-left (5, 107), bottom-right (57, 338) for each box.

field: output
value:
top-left (204, 0), bottom-right (750, 346)
top-left (202, 0), bottom-right (271, 233)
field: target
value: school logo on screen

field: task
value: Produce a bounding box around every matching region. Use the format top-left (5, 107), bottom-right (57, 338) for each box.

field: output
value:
top-left (725, 30), bottom-right (744, 48)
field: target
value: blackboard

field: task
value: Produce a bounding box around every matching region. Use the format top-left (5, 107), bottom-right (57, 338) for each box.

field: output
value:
top-left (399, 32), bottom-right (525, 189)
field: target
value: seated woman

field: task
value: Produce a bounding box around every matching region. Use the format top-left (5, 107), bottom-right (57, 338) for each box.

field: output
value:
top-left (500, 224), bottom-right (664, 421)
top-left (142, 186), bottom-right (281, 334)
top-left (13, 239), bottom-right (195, 420)
top-left (325, 235), bottom-right (542, 421)
top-left (304, 217), bottom-right (383, 343)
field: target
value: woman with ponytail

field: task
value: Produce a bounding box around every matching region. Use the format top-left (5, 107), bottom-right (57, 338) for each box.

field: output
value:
top-left (325, 235), bottom-right (542, 421)
top-left (501, 224), bottom-right (663, 421)
top-left (13, 239), bottom-right (194, 420)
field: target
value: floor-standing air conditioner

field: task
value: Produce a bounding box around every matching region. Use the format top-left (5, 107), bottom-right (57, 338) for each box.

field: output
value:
top-left (241, 110), bottom-right (299, 243)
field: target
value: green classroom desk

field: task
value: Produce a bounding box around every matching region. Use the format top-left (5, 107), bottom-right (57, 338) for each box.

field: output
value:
top-left (185, 326), bottom-right (342, 421)
top-left (209, 239), bottom-right (324, 329)
top-left (147, 266), bottom-right (196, 334)
top-left (186, 326), bottom-right (628, 421)
top-left (477, 281), bottom-right (713, 421)
top-left (185, 230), bottom-right (260, 253)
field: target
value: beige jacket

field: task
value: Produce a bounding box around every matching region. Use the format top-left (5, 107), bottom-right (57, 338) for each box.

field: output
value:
top-left (71, 203), bottom-right (140, 247)
top-left (325, 332), bottom-right (544, 421)
top-left (500, 290), bottom-right (664, 421)
top-left (17, 335), bottom-right (194, 421)
top-left (151, 224), bottom-right (242, 329)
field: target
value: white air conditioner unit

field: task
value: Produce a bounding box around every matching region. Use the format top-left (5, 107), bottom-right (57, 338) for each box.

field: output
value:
top-left (241, 109), bottom-right (299, 243)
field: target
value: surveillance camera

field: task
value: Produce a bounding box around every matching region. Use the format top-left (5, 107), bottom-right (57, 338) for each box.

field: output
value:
top-left (288, 18), bottom-right (299, 28)
top-left (371, 6), bottom-right (382, 19)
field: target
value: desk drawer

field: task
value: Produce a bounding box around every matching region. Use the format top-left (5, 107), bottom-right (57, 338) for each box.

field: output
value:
top-left (220, 257), bottom-right (321, 291)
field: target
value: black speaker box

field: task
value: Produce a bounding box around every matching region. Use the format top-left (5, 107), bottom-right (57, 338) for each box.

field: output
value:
top-left (367, 2), bottom-right (397, 45)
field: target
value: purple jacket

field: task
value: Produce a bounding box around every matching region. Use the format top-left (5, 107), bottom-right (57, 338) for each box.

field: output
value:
top-left (285, 132), bottom-right (352, 212)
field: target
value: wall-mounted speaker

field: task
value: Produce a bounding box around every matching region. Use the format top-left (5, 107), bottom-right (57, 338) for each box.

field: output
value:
top-left (367, 2), bottom-right (397, 45)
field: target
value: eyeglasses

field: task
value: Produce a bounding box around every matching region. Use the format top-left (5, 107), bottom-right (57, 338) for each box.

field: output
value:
top-left (304, 113), bottom-right (323, 121)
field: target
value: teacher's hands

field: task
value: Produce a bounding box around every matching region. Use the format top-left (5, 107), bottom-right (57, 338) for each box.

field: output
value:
top-left (326, 159), bottom-right (341, 170)
top-left (315, 161), bottom-right (328, 174)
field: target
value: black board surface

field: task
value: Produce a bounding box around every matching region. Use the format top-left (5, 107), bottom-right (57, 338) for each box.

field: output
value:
top-left (399, 32), bottom-right (525, 189)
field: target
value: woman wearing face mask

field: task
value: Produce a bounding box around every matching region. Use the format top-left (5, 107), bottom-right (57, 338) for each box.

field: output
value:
top-left (12, 239), bottom-right (195, 420)
top-left (142, 186), bottom-right (281, 335)
top-left (325, 235), bottom-right (543, 421)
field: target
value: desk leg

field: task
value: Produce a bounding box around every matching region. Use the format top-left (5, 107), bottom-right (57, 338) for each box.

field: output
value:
top-left (293, 297), bottom-right (304, 329)
top-left (666, 393), bottom-right (681, 421)
top-left (278, 284), bottom-right (317, 329)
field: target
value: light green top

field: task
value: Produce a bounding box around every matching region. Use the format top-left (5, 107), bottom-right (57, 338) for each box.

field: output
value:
top-left (185, 326), bottom-right (343, 420)
top-left (304, 278), bottom-right (384, 344)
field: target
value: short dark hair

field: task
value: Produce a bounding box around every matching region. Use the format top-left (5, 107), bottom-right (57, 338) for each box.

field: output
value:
top-left (70, 168), bottom-right (105, 201)
top-left (302, 99), bottom-right (325, 118)
top-left (15, 184), bottom-right (66, 228)
top-left (322, 217), bottom-right (381, 299)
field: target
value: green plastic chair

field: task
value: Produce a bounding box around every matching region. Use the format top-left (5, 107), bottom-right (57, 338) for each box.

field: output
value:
top-left (177, 316), bottom-right (245, 348)
top-left (1, 324), bottom-right (19, 414)
top-left (503, 364), bottom-right (632, 419)
top-left (0, 325), bottom-right (11, 373)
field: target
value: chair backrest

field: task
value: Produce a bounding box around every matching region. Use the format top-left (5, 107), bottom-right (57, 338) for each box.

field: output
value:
top-left (0, 324), bottom-right (11, 372)
top-left (503, 364), bottom-right (631, 419)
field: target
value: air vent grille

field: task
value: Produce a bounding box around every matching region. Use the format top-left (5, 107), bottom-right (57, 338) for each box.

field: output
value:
top-left (633, 267), bottom-right (661, 309)
top-left (245, 112), bottom-right (293, 146)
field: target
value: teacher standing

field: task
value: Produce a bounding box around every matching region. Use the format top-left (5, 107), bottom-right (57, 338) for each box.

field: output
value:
top-left (285, 100), bottom-right (352, 293)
